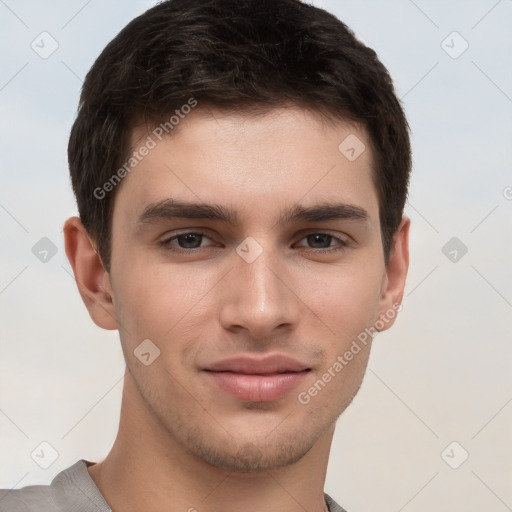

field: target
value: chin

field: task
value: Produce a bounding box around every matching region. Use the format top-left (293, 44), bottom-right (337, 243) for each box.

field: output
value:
top-left (195, 439), bottom-right (311, 472)
top-left (180, 416), bottom-right (332, 472)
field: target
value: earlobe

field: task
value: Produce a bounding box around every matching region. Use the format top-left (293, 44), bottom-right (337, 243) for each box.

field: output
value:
top-left (63, 216), bottom-right (118, 330)
top-left (376, 217), bottom-right (410, 332)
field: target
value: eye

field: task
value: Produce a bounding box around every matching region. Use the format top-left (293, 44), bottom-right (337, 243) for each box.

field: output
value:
top-left (159, 232), bottom-right (215, 251)
top-left (295, 233), bottom-right (348, 252)
top-left (158, 231), bottom-right (349, 254)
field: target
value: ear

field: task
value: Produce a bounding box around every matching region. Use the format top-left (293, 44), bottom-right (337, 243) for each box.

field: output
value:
top-left (376, 216), bottom-right (410, 332)
top-left (63, 216), bottom-right (118, 330)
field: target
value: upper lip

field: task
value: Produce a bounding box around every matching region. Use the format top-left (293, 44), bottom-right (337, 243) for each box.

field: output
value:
top-left (204, 355), bottom-right (311, 374)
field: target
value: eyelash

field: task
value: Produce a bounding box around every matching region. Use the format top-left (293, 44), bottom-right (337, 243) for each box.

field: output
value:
top-left (159, 231), bottom-right (349, 254)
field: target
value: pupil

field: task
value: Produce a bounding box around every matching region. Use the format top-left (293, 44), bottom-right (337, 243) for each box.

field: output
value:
top-left (308, 234), bottom-right (331, 248)
top-left (179, 234), bottom-right (201, 248)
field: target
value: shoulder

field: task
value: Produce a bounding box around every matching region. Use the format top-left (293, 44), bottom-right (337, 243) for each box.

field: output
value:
top-left (0, 460), bottom-right (110, 512)
top-left (0, 481), bottom-right (56, 512)
top-left (324, 492), bottom-right (349, 512)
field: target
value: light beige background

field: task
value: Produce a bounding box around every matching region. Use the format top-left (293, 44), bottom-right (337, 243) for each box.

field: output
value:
top-left (1, 1), bottom-right (511, 510)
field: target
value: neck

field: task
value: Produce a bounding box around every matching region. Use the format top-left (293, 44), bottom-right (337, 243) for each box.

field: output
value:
top-left (88, 371), bottom-right (335, 512)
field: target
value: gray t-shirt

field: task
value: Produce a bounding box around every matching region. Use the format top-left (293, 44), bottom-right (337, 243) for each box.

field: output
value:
top-left (0, 460), bottom-right (348, 512)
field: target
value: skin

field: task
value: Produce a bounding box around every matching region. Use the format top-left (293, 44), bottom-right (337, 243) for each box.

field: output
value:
top-left (64, 107), bottom-right (409, 512)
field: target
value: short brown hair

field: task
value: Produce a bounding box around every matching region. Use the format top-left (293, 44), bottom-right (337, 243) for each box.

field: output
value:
top-left (68, 0), bottom-right (411, 272)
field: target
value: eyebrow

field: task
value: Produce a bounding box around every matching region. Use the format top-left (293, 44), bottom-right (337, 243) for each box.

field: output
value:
top-left (137, 198), bottom-right (369, 228)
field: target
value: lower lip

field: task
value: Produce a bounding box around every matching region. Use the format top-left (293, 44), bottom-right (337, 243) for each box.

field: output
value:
top-left (204, 371), bottom-right (310, 402)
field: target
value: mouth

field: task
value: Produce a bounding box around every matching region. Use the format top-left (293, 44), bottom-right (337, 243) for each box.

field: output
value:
top-left (202, 355), bottom-right (312, 402)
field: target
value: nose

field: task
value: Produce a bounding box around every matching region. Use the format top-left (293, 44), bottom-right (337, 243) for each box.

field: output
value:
top-left (219, 243), bottom-right (301, 340)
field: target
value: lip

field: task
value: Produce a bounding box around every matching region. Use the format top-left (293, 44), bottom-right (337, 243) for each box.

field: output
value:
top-left (203, 355), bottom-right (311, 402)
top-left (204, 354), bottom-right (310, 374)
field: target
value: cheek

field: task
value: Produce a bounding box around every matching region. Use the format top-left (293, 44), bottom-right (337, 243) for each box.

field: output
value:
top-left (297, 262), bottom-right (384, 342)
top-left (112, 256), bottom-right (218, 344)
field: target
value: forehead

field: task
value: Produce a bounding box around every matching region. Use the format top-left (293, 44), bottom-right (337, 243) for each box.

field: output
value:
top-left (114, 107), bottom-right (378, 226)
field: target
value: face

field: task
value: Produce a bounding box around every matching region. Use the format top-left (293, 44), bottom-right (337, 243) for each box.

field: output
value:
top-left (98, 107), bottom-right (406, 471)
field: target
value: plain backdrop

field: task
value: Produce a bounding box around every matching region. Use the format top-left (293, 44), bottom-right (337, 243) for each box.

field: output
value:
top-left (1, 1), bottom-right (511, 511)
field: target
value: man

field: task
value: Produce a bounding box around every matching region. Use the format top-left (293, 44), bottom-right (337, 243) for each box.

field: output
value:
top-left (0, 0), bottom-right (411, 510)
